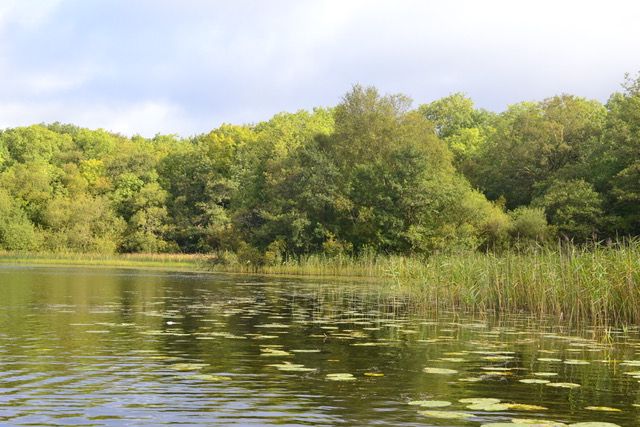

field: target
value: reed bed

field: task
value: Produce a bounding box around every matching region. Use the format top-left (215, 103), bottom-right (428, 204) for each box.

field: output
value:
top-left (213, 242), bottom-right (640, 325)
top-left (0, 251), bottom-right (207, 269)
top-left (2, 241), bottom-right (638, 325)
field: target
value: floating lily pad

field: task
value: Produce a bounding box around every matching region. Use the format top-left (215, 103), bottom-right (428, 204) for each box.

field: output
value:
top-left (352, 342), bottom-right (388, 347)
top-left (507, 403), bottom-right (547, 411)
top-left (484, 355), bottom-right (515, 361)
top-left (260, 348), bottom-right (291, 357)
top-left (459, 398), bottom-right (501, 404)
top-left (423, 367), bottom-right (458, 374)
top-left (467, 402), bottom-right (511, 411)
top-left (568, 423), bottom-right (621, 427)
top-left (481, 424), bottom-right (543, 427)
top-left (482, 422), bottom-right (565, 427)
top-left (417, 410), bottom-right (472, 419)
top-left (584, 406), bottom-right (621, 412)
top-left (511, 419), bottom-right (567, 426)
top-left (255, 323), bottom-right (290, 328)
top-left (458, 376), bottom-right (483, 382)
top-left (483, 371), bottom-right (514, 376)
top-left (326, 373), bottom-right (356, 381)
top-left (267, 362), bottom-right (316, 372)
top-left (439, 357), bottom-right (466, 362)
top-left (533, 372), bottom-right (558, 377)
top-left (519, 378), bottom-right (550, 384)
top-left (564, 360), bottom-right (590, 365)
top-left (545, 382), bottom-right (581, 389)
top-left (408, 400), bottom-right (452, 408)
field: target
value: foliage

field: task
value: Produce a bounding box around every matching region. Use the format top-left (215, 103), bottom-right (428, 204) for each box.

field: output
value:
top-left (0, 75), bottom-right (638, 257)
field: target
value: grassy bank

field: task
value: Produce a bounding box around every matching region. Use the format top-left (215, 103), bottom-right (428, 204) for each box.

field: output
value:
top-left (2, 242), bottom-right (639, 325)
top-left (0, 251), bottom-right (208, 270)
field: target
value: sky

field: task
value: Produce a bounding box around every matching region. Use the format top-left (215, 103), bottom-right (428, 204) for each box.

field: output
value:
top-left (0, 0), bottom-right (639, 137)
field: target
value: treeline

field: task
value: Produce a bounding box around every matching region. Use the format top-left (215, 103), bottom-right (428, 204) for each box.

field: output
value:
top-left (1, 74), bottom-right (639, 262)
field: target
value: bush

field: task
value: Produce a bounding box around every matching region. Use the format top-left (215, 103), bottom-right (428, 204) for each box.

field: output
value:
top-left (509, 206), bottom-right (550, 242)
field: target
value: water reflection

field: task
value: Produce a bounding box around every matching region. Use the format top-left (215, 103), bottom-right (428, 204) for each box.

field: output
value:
top-left (0, 266), bottom-right (639, 426)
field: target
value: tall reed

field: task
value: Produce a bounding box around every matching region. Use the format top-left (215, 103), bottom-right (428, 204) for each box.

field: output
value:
top-left (212, 241), bottom-right (640, 325)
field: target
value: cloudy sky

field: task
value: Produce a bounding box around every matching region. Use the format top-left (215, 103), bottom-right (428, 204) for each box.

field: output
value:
top-left (0, 0), bottom-right (639, 136)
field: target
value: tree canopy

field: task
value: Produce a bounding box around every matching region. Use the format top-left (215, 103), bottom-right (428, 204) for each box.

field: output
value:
top-left (0, 75), bottom-right (639, 258)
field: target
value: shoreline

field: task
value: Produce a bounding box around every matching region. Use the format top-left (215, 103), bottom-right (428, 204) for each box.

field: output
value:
top-left (1, 245), bottom-right (638, 326)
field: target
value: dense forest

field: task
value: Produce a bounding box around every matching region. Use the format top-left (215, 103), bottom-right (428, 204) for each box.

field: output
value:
top-left (1, 74), bottom-right (639, 263)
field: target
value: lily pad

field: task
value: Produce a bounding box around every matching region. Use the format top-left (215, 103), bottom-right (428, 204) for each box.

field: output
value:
top-left (568, 423), bottom-right (621, 427)
top-left (584, 406), bottom-right (621, 412)
top-left (519, 378), bottom-right (550, 384)
top-left (423, 367), bottom-right (458, 374)
top-left (511, 419), bottom-right (567, 426)
top-left (459, 398), bottom-right (501, 404)
top-left (545, 382), bottom-right (581, 389)
top-left (467, 402), bottom-right (511, 411)
top-left (507, 403), bottom-right (547, 411)
top-left (267, 362), bottom-right (316, 372)
top-left (260, 348), bottom-right (291, 357)
top-left (408, 400), bottom-right (452, 408)
top-left (417, 410), bottom-right (472, 419)
top-left (533, 372), bottom-right (558, 377)
top-left (564, 360), bottom-right (590, 365)
top-left (326, 373), bottom-right (356, 381)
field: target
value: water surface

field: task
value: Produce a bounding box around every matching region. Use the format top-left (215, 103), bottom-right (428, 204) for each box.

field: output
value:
top-left (0, 266), bottom-right (639, 426)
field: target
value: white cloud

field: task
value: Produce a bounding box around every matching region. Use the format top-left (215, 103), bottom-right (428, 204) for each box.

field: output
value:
top-left (0, 0), bottom-right (638, 135)
top-left (0, 100), bottom-right (193, 137)
top-left (0, 0), bottom-right (62, 31)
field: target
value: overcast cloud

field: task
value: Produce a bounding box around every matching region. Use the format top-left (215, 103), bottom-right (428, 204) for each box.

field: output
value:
top-left (0, 0), bottom-right (638, 136)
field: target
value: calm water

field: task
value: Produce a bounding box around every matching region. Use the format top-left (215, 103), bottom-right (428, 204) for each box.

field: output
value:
top-left (0, 266), bottom-right (639, 427)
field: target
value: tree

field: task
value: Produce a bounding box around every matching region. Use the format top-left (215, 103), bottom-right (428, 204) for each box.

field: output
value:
top-left (532, 179), bottom-right (604, 241)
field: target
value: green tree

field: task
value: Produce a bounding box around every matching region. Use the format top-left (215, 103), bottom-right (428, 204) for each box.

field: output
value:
top-left (532, 179), bottom-right (604, 241)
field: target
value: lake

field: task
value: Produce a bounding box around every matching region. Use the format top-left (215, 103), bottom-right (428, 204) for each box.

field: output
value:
top-left (0, 266), bottom-right (637, 426)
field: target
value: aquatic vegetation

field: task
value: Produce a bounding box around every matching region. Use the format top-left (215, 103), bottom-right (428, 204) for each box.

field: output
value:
top-left (407, 400), bottom-right (451, 408)
top-left (260, 347), bottom-right (291, 357)
top-left (325, 373), bottom-right (356, 381)
top-left (266, 362), bottom-right (316, 372)
top-left (2, 268), bottom-right (640, 426)
top-left (506, 403), bottom-right (547, 411)
top-left (423, 367), bottom-right (458, 374)
top-left (210, 241), bottom-right (640, 326)
top-left (568, 423), bottom-right (621, 427)
top-left (545, 382), bottom-right (581, 389)
top-left (511, 419), bottom-right (567, 426)
top-left (584, 406), bottom-right (621, 412)
top-left (467, 402), bottom-right (511, 411)
top-left (519, 379), bottom-right (550, 384)
top-left (459, 398), bottom-right (502, 405)
top-left (417, 410), bottom-right (472, 419)
top-left (564, 360), bottom-right (590, 365)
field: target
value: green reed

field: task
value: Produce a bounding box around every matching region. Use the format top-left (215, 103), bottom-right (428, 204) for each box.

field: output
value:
top-left (212, 241), bottom-right (640, 325)
top-left (0, 251), bottom-right (207, 270)
top-left (2, 241), bottom-right (638, 325)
